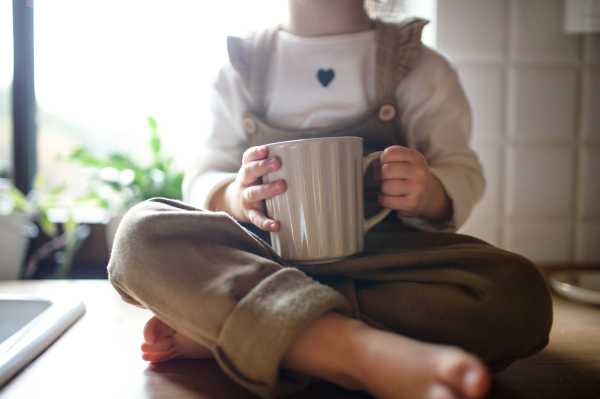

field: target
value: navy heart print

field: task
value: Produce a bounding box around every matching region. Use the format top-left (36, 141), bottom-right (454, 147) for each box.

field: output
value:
top-left (317, 69), bottom-right (335, 87)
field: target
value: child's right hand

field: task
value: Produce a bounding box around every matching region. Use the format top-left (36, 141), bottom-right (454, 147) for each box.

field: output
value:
top-left (223, 146), bottom-right (285, 232)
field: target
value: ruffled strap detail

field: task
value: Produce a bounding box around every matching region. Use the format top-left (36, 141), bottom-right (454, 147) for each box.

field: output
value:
top-left (374, 16), bottom-right (429, 103)
top-left (226, 17), bottom-right (428, 115)
top-left (227, 25), bottom-right (280, 115)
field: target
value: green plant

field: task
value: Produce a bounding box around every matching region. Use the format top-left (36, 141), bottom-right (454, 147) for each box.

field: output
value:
top-left (1, 175), bottom-right (83, 278)
top-left (4, 176), bottom-right (64, 237)
top-left (62, 117), bottom-right (184, 212)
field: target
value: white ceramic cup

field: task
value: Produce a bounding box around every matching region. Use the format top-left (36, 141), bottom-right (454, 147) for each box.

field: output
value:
top-left (263, 136), bottom-right (391, 264)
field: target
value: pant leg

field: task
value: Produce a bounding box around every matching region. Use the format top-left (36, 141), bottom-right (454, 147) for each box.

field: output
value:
top-left (298, 230), bottom-right (554, 372)
top-left (107, 198), bottom-right (351, 398)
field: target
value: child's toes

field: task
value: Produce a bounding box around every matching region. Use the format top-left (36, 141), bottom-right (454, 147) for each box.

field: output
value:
top-left (141, 335), bottom-right (175, 353)
top-left (143, 316), bottom-right (177, 345)
top-left (462, 368), bottom-right (490, 398)
top-left (438, 352), bottom-right (489, 399)
top-left (142, 350), bottom-right (175, 363)
top-left (427, 384), bottom-right (459, 399)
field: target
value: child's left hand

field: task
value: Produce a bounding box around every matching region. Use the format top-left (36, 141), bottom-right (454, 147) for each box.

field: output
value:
top-left (377, 146), bottom-right (453, 222)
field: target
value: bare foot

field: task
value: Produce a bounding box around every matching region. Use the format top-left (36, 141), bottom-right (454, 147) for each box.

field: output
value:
top-left (354, 328), bottom-right (490, 399)
top-left (282, 313), bottom-right (490, 399)
top-left (141, 316), bottom-right (214, 362)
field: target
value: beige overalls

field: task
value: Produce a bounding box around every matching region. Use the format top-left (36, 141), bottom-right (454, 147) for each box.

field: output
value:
top-left (108, 18), bottom-right (553, 399)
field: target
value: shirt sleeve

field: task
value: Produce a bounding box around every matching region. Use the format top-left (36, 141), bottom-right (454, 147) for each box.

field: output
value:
top-left (182, 63), bottom-right (252, 209)
top-left (395, 46), bottom-right (485, 232)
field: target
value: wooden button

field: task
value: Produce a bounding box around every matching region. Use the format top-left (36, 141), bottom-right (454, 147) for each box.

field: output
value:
top-left (242, 117), bottom-right (257, 134)
top-left (378, 104), bottom-right (396, 122)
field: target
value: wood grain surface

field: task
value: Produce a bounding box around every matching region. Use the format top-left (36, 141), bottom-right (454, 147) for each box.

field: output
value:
top-left (0, 279), bottom-right (598, 399)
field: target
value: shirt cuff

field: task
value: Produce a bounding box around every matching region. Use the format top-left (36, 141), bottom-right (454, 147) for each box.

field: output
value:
top-left (428, 166), bottom-right (477, 231)
top-left (395, 165), bottom-right (479, 233)
top-left (185, 171), bottom-right (237, 210)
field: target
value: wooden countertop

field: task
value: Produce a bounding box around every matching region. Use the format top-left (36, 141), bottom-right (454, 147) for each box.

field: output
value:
top-left (0, 279), bottom-right (599, 399)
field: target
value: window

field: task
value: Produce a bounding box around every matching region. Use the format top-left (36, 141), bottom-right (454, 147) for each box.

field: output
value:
top-left (0, 0), bottom-right (13, 176)
top-left (32, 0), bottom-right (287, 188)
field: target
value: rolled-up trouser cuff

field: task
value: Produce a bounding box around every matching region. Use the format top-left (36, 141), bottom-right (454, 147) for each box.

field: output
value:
top-left (215, 267), bottom-right (351, 398)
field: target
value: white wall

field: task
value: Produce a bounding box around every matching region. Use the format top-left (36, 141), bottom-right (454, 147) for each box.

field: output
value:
top-left (436, 0), bottom-right (600, 264)
top-left (402, 0), bottom-right (437, 47)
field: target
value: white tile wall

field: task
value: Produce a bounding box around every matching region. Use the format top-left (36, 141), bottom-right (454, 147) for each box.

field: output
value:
top-left (436, 0), bottom-right (507, 58)
top-left (584, 68), bottom-right (600, 140)
top-left (470, 143), bottom-right (502, 217)
top-left (505, 220), bottom-right (574, 263)
top-left (513, 0), bottom-right (581, 61)
top-left (510, 66), bottom-right (578, 141)
top-left (459, 219), bottom-right (501, 247)
top-left (589, 34), bottom-right (600, 62)
top-left (438, 0), bottom-right (600, 264)
top-left (507, 146), bottom-right (575, 217)
top-left (579, 148), bottom-right (600, 217)
top-left (459, 65), bottom-right (505, 139)
top-left (576, 223), bottom-right (600, 262)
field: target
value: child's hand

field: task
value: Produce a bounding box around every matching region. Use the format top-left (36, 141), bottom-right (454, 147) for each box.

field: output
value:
top-left (378, 146), bottom-right (453, 222)
top-left (224, 146), bottom-right (285, 232)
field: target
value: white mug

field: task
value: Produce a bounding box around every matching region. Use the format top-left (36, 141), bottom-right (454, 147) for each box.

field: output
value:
top-left (263, 136), bottom-right (391, 264)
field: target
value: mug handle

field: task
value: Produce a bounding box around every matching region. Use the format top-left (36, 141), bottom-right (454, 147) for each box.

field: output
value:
top-left (362, 151), bottom-right (392, 233)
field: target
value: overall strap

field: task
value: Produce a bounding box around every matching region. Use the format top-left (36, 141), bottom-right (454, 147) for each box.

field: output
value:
top-left (374, 16), bottom-right (428, 104)
top-left (227, 25), bottom-right (280, 116)
top-left (227, 17), bottom-right (428, 118)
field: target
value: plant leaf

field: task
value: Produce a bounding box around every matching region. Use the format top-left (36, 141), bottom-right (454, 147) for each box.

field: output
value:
top-left (37, 210), bottom-right (56, 237)
top-left (9, 187), bottom-right (29, 211)
top-left (33, 174), bottom-right (45, 191)
top-left (150, 130), bottom-right (161, 155)
top-left (46, 181), bottom-right (66, 196)
top-left (148, 116), bottom-right (158, 130)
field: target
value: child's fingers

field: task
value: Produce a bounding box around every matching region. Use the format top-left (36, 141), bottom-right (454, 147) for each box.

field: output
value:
top-left (378, 193), bottom-right (421, 217)
top-left (246, 209), bottom-right (279, 232)
top-left (380, 179), bottom-right (413, 197)
top-left (381, 145), bottom-right (415, 163)
top-left (239, 157), bottom-right (281, 186)
top-left (243, 180), bottom-right (285, 203)
top-left (380, 161), bottom-right (413, 181)
top-left (380, 145), bottom-right (427, 165)
top-left (242, 146), bottom-right (268, 165)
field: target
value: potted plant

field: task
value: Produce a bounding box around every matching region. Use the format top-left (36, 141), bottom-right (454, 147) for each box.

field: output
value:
top-left (62, 117), bottom-right (184, 250)
top-left (0, 175), bottom-right (82, 279)
top-left (0, 178), bottom-right (31, 280)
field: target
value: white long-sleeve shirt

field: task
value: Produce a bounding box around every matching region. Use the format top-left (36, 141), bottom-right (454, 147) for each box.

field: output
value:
top-left (183, 29), bottom-right (485, 232)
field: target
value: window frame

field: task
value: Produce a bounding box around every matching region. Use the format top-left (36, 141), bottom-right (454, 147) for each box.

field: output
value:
top-left (12, 0), bottom-right (36, 194)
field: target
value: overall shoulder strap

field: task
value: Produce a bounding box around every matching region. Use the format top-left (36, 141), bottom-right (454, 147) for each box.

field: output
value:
top-left (226, 25), bottom-right (280, 115)
top-left (374, 16), bottom-right (428, 103)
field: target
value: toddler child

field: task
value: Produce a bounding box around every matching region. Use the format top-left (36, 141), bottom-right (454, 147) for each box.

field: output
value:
top-left (108, 1), bottom-right (553, 398)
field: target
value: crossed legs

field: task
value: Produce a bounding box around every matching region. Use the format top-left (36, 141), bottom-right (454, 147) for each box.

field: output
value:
top-left (109, 199), bottom-right (551, 399)
top-left (141, 312), bottom-right (490, 399)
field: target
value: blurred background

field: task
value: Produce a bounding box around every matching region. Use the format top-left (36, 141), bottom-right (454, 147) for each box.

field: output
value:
top-left (0, 0), bottom-right (598, 280)
top-left (0, 0), bottom-right (289, 188)
top-left (438, 0), bottom-right (600, 266)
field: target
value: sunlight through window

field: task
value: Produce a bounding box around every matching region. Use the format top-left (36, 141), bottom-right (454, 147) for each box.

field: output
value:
top-left (34, 0), bottom-right (288, 187)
